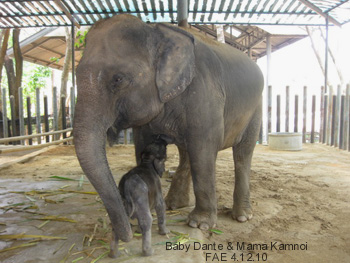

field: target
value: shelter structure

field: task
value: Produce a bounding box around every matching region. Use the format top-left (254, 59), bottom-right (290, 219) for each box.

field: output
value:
top-left (2, 0), bottom-right (349, 76)
top-left (1, 0), bottom-right (349, 145)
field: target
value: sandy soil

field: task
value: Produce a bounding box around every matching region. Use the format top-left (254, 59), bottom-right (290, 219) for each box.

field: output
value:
top-left (0, 143), bottom-right (349, 262)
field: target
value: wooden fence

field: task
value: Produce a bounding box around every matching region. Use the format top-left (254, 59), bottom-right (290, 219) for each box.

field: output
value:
top-left (1, 84), bottom-right (349, 152)
top-left (1, 86), bottom-right (75, 151)
top-left (265, 84), bottom-right (350, 151)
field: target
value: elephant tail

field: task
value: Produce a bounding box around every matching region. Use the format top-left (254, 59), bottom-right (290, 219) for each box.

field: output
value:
top-left (123, 181), bottom-right (135, 218)
top-left (122, 174), bottom-right (149, 219)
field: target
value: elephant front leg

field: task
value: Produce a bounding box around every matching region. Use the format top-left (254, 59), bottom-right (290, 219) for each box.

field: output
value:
top-left (187, 147), bottom-right (217, 230)
top-left (165, 147), bottom-right (191, 209)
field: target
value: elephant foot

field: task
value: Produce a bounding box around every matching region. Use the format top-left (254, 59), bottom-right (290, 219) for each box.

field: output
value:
top-left (142, 248), bottom-right (154, 257)
top-left (159, 227), bottom-right (170, 235)
top-left (232, 205), bottom-right (253, 223)
top-left (187, 207), bottom-right (217, 230)
top-left (165, 193), bottom-right (190, 210)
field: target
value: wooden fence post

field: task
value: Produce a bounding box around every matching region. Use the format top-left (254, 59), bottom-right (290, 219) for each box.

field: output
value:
top-left (70, 86), bottom-right (75, 126)
top-left (26, 96), bottom-right (33, 145)
top-left (61, 96), bottom-right (67, 140)
top-left (276, 95), bottom-right (280, 132)
top-left (285, 86), bottom-right (289, 132)
top-left (331, 95), bottom-right (336, 146)
top-left (303, 86), bottom-right (307, 143)
top-left (320, 86), bottom-right (325, 143)
top-left (2, 88), bottom-right (8, 139)
top-left (44, 95), bottom-right (50, 143)
top-left (294, 95), bottom-right (298, 133)
top-left (326, 87), bottom-right (333, 145)
top-left (53, 87), bottom-right (58, 140)
top-left (339, 95), bottom-right (345, 149)
top-left (18, 87), bottom-right (25, 145)
top-left (10, 96), bottom-right (17, 141)
top-left (334, 85), bottom-right (341, 148)
top-left (345, 84), bottom-right (350, 151)
top-left (267, 85), bottom-right (272, 138)
top-left (311, 95), bottom-right (316, 143)
top-left (36, 88), bottom-right (41, 144)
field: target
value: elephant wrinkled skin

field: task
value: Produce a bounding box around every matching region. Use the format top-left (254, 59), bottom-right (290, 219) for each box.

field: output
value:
top-left (73, 14), bottom-right (264, 245)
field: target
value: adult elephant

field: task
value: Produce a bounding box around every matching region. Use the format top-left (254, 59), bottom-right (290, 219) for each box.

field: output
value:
top-left (74, 14), bottom-right (263, 243)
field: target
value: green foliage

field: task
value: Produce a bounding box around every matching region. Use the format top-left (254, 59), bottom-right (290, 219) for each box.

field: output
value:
top-left (22, 62), bottom-right (51, 98)
top-left (50, 57), bottom-right (60, 64)
top-left (75, 30), bottom-right (88, 49)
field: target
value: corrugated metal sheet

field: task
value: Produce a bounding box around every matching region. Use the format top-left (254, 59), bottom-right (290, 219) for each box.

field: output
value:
top-left (0, 0), bottom-right (349, 28)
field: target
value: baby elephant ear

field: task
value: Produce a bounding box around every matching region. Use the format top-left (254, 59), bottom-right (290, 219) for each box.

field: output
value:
top-left (153, 159), bottom-right (166, 177)
top-left (156, 24), bottom-right (195, 103)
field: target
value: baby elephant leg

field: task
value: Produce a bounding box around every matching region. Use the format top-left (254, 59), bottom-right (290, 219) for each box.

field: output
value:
top-left (155, 197), bottom-right (169, 235)
top-left (125, 178), bottom-right (154, 256)
top-left (134, 203), bottom-right (153, 256)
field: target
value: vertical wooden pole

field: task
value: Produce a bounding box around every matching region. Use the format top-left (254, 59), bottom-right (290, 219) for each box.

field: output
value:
top-left (70, 86), bottom-right (75, 126)
top-left (326, 87), bottom-right (333, 145)
top-left (124, 130), bottom-right (128, 145)
top-left (322, 95), bottom-right (328, 144)
top-left (26, 96), bottom-right (33, 145)
top-left (334, 85), bottom-right (341, 148)
top-left (36, 88), bottom-right (41, 144)
top-left (10, 96), bottom-right (17, 144)
top-left (331, 95), bottom-right (336, 146)
top-left (267, 85), bottom-right (272, 136)
top-left (276, 95), bottom-right (281, 132)
top-left (339, 95), bottom-right (345, 149)
top-left (320, 86), bottom-right (325, 143)
top-left (18, 87), bottom-right (25, 145)
top-left (2, 88), bottom-right (8, 139)
top-left (61, 96), bottom-right (67, 139)
top-left (53, 87), bottom-right (58, 140)
top-left (311, 95), bottom-right (316, 143)
top-left (344, 84), bottom-right (349, 151)
top-left (44, 95), bottom-right (50, 143)
top-left (285, 86), bottom-right (290, 132)
top-left (294, 95), bottom-right (299, 133)
top-left (303, 86), bottom-right (307, 143)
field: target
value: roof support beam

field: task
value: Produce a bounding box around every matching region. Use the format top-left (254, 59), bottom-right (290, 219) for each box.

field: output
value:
top-left (53, 0), bottom-right (81, 28)
top-left (297, 0), bottom-right (342, 27)
top-left (178, 0), bottom-right (189, 27)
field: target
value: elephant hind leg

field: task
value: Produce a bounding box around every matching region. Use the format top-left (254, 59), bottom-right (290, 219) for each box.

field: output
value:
top-left (124, 177), bottom-right (154, 256)
top-left (232, 104), bottom-right (261, 222)
top-left (165, 146), bottom-right (192, 209)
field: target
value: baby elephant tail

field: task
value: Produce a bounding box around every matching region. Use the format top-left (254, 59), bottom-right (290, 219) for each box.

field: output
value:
top-left (123, 175), bottom-right (149, 218)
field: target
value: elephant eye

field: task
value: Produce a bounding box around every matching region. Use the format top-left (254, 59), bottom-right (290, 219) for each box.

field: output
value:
top-left (110, 74), bottom-right (125, 92)
top-left (113, 74), bottom-right (123, 84)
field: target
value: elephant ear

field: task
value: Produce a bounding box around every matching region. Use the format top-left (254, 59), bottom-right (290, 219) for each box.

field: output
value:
top-left (156, 24), bottom-right (195, 103)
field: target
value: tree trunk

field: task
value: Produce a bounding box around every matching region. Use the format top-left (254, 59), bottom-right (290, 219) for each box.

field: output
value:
top-left (58, 27), bottom-right (72, 130)
top-left (0, 29), bottom-right (10, 112)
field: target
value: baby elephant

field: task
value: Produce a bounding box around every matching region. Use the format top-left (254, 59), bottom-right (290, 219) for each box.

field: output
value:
top-left (109, 138), bottom-right (170, 257)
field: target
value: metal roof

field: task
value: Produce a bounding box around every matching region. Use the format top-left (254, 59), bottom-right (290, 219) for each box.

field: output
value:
top-left (0, 0), bottom-right (349, 28)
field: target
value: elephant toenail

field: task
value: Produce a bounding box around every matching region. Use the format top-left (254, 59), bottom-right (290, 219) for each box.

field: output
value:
top-left (188, 220), bottom-right (198, 228)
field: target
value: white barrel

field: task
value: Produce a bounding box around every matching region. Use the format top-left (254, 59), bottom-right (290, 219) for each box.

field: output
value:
top-left (268, 132), bottom-right (302, 151)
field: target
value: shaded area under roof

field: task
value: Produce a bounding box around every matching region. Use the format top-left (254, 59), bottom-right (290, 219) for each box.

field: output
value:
top-left (0, 0), bottom-right (349, 28)
top-left (6, 23), bottom-right (307, 70)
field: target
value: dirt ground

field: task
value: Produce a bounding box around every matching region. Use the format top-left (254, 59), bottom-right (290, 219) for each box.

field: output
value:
top-left (0, 143), bottom-right (349, 262)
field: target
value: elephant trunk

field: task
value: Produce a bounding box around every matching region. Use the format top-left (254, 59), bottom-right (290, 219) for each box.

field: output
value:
top-left (73, 99), bottom-right (132, 243)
